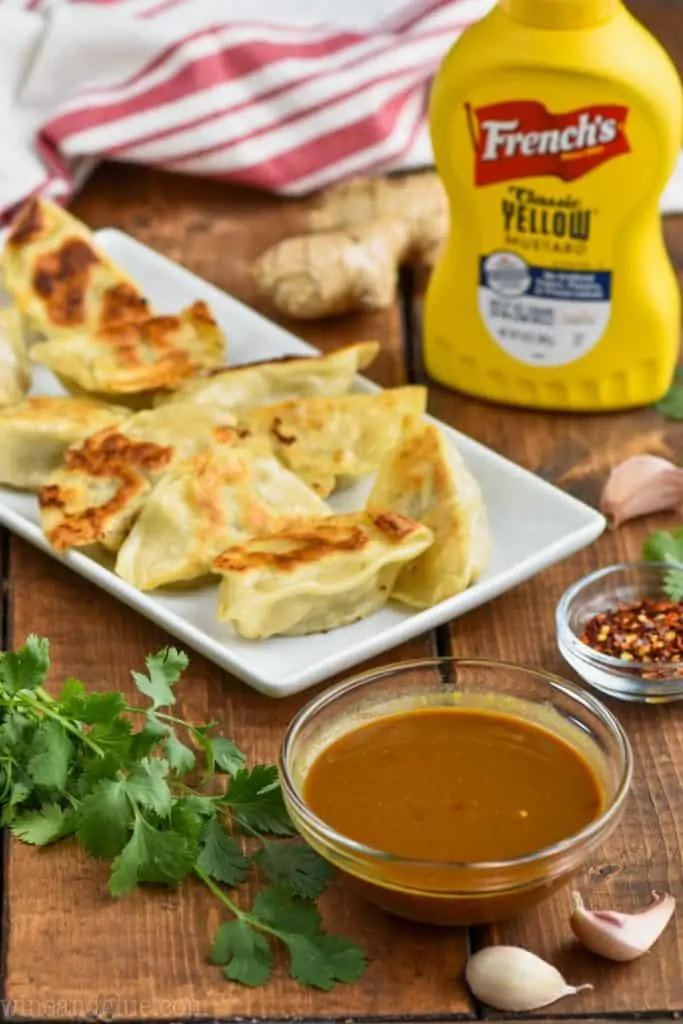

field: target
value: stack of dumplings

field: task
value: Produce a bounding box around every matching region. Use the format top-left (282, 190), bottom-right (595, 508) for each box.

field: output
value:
top-left (0, 197), bottom-right (492, 641)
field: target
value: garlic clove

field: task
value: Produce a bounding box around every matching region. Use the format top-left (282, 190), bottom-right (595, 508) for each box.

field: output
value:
top-left (600, 455), bottom-right (683, 528)
top-left (465, 946), bottom-right (592, 1012)
top-left (570, 890), bottom-right (676, 962)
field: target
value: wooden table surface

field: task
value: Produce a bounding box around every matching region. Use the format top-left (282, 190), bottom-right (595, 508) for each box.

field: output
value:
top-left (3, 3), bottom-right (683, 1020)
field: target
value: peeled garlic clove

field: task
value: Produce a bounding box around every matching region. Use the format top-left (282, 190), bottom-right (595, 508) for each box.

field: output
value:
top-left (600, 455), bottom-right (683, 528)
top-left (570, 890), bottom-right (676, 962)
top-left (465, 946), bottom-right (592, 1012)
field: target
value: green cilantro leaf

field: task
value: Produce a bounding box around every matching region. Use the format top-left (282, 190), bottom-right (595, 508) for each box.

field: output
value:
top-left (10, 803), bottom-right (76, 845)
top-left (89, 717), bottom-right (132, 759)
top-left (255, 840), bottom-right (334, 899)
top-left (164, 730), bottom-right (196, 776)
top-left (197, 819), bottom-right (250, 886)
top-left (210, 921), bottom-right (273, 987)
top-left (125, 758), bottom-right (172, 817)
top-left (251, 886), bottom-right (321, 936)
top-left (132, 648), bottom-right (188, 709)
top-left (57, 677), bottom-right (87, 716)
top-left (656, 371), bottom-right (683, 420)
top-left (132, 826), bottom-right (198, 887)
top-left (57, 683), bottom-right (126, 726)
top-left (193, 724), bottom-right (218, 775)
top-left (225, 766), bottom-right (294, 836)
top-left (77, 778), bottom-right (132, 858)
top-left (0, 636), bottom-right (50, 694)
top-left (642, 527), bottom-right (683, 565)
top-left (0, 712), bottom-right (34, 752)
top-left (81, 751), bottom-right (124, 787)
top-left (285, 933), bottom-right (367, 991)
top-left (212, 737), bottom-right (246, 776)
top-left (1, 782), bottom-right (32, 825)
top-left (127, 713), bottom-right (194, 776)
top-left (27, 720), bottom-right (73, 789)
top-left (128, 712), bottom-right (167, 762)
top-left (665, 568), bottom-right (683, 601)
top-left (109, 816), bottom-right (197, 896)
top-left (79, 692), bottom-right (127, 725)
top-left (169, 800), bottom-right (205, 843)
top-left (642, 529), bottom-right (683, 601)
top-left (178, 794), bottom-right (216, 818)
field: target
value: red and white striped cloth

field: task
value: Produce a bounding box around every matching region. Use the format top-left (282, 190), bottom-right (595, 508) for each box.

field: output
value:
top-left (1, 0), bottom-right (682, 222)
top-left (0, 0), bottom-right (493, 220)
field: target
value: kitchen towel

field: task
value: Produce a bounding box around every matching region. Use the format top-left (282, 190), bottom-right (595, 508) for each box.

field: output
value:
top-left (0, 0), bottom-right (681, 220)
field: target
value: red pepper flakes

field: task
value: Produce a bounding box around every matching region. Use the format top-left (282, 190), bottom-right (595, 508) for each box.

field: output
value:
top-left (581, 599), bottom-right (683, 674)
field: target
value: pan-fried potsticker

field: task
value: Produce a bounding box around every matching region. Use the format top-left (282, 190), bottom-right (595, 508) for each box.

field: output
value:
top-left (213, 511), bottom-right (433, 639)
top-left (115, 441), bottom-right (329, 591)
top-left (39, 404), bottom-right (239, 553)
top-left (368, 420), bottom-right (491, 607)
top-left (238, 386), bottom-right (427, 497)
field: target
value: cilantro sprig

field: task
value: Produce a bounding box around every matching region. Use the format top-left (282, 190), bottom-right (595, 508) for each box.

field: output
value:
top-left (655, 368), bottom-right (683, 420)
top-left (0, 638), bottom-right (365, 991)
top-left (642, 528), bottom-right (683, 600)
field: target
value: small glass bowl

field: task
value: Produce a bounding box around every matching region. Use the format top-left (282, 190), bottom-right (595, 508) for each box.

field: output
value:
top-left (279, 658), bottom-right (632, 926)
top-left (557, 562), bottom-right (683, 703)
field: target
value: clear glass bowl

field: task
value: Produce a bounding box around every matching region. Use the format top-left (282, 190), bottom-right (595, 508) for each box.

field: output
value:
top-left (557, 562), bottom-right (683, 703)
top-left (279, 658), bottom-right (632, 926)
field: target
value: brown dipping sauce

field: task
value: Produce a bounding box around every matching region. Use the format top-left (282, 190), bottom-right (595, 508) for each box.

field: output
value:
top-left (303, 707), bottom-right (604, 864)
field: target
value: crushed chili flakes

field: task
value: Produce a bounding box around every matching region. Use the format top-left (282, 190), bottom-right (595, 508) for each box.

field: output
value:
top-left (581, 599), bottom-right (683, 676)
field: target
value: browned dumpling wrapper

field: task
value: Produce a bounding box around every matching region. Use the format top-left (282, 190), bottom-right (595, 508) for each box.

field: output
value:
top-left (2, 198), bottom-right (151, 336)
top-left (39, 404), bottom-right (239, 553)
top-left (115, 441), bottom-right (328, 591)
top-left (0, 395), bottom-right (129, 491)
top-left (213, 511), bottom-right (433, 639)
top-left (367, 419), bottom-right (491, 607)
top-left (30, 301), bottom-right (226, 397)
top-left (238, 386), bottom-right (427, 497)
top-left (157, 340), bottom-right (379, 412)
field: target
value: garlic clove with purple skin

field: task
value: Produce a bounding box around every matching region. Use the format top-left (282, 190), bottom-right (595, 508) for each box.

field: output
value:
top-left (570, 891), bottom-right (676, 962)
top-left (599, 455), bottom-right (683, 528)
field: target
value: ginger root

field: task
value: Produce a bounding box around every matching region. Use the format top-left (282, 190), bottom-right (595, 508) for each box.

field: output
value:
top-left (252, 172), bottom-right (447, 320)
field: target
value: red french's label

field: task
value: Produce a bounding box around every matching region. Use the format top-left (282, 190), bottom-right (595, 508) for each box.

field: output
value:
top-left (467, 100), bottom-right (630, 186)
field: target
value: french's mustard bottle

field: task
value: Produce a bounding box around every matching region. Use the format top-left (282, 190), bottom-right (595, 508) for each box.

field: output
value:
top-left (423, 0), bottom-right (683, 411)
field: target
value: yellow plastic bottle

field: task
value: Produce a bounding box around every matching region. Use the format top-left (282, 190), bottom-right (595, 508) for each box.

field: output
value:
top-left (424, 0), bottom-right (683, 411)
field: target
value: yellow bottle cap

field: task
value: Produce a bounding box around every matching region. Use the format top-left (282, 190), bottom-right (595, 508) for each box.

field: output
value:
top-left (501, 0), bottom-right (620, 29)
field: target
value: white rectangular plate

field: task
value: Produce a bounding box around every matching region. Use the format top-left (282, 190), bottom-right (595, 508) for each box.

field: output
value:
top-left (0, 229), bottom-right (605, 697)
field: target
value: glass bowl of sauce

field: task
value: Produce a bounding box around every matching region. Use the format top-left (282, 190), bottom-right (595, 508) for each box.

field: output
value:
top-left (557, 562), bottom-right (683, 703)
top-left (279, 658), bottom-right (632, 926)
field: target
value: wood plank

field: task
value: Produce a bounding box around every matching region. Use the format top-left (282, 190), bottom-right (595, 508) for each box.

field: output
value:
top-left (0, 529), bottom-right (7, 650)
top-left (3, 167), bottom-right (472, 1022)
top-left (420, 1), bottom-right (683, 1014)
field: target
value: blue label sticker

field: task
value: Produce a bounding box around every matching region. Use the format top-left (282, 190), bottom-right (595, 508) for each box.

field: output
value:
top-left (478, 250), bottom-right (614, 368)
top-left (480, 257), bottom-right (611, 302)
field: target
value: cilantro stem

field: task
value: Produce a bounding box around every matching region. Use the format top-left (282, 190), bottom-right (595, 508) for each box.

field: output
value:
top-left (194, 865), bottom-right (247, 920)
top-left (194, 866), bottom-right (286, 942)
top-left (0, 765), bottom-right (12, 801)
top-left (232, 816), bottom-right (261, 840)
top-left (153, 710), bottom-right (196, 729)
top-left (7, 692), bottom-right (106, 758)
top-left (123, 705), bottom-right (204, 741)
